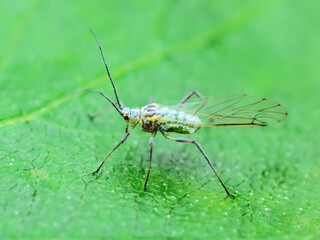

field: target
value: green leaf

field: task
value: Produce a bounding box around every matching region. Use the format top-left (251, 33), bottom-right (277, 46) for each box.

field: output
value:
top-left (1, 0), bottom-right (319, 239)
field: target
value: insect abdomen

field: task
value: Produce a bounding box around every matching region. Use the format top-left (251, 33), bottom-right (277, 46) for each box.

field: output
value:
top-left (161, 110), bottom-right (201, 134)
top-left (140, 104), bottom-right (202, 134)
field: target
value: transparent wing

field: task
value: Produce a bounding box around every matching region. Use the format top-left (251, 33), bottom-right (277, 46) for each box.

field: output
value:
top-left (157, 94), bottom-right (288, 127)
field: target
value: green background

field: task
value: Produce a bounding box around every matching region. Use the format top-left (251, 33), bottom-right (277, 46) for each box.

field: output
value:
top-left (1, 0), bottom-right (319, 239)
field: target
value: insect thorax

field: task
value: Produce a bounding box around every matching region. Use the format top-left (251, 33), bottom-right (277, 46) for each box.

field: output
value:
top-left (140, 104), bottom-right (161, 132)
top-left (140, 104), bottom-right (202, 134)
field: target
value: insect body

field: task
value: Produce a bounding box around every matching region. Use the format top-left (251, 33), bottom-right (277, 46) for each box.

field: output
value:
top-left (86, 30), bottom-right (288, 198)
top-left (125, 104), bottom-right (202, 134)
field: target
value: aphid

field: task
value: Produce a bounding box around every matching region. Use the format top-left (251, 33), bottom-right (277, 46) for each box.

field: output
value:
top-left (85, 30), bottom-right (288, 198)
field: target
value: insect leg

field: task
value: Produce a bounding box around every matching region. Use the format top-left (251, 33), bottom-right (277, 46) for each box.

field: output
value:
top-left (92, 131), bottom-right (131, 175)
top-left (144, 133), bottom-right (156, 191)
top-left (179, 91), bottom-right (203, 104)
top-left (150, 96), bottom-right (156, 104)
top-left (161, 131), bottom-right (235, 198)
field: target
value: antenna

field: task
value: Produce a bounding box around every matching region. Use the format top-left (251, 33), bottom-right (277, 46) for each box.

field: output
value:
top-left (89, 29), bottom-right (122, 109)
top-left (83, 89), bottom-right (122, 115)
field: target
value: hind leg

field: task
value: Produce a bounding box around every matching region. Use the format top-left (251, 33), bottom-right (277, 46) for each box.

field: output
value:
top-left (161, 131), bottom-right (235, 198)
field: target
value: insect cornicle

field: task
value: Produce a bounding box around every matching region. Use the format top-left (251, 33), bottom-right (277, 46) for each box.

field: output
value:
top-left (84, 30), bottom-right (288, 198)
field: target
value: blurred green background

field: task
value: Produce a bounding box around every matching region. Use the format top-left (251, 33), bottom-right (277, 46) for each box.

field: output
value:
top-left (0, 0), bottom-right (319, 239)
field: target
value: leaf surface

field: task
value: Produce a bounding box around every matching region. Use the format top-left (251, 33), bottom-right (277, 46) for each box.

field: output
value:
top-left (1, 0), bottom-right (320, 239)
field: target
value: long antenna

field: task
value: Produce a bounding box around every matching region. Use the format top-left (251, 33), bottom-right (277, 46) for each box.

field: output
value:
top-left (89, 29), bottom-right (122, 109)
top-left (83, 89), bottom-right (122, 115)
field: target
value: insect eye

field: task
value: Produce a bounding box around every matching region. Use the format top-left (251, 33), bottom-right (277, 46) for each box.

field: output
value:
top-left (124, 116), bottom-right (129, 120)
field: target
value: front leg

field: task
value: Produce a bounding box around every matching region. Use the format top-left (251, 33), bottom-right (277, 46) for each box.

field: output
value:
top-left (92, 131), bottom-right (132, 175)
top-left (179, 90), bottom-right (203, 104)
top-left (161, 131), bottom-right (235, 198)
